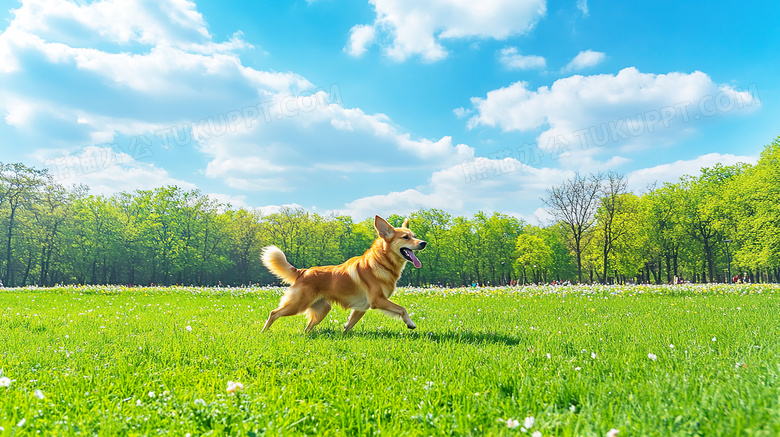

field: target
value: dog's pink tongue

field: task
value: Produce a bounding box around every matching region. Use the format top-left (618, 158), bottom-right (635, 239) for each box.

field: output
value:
top-left (409, 251), bottom-right (422, 268)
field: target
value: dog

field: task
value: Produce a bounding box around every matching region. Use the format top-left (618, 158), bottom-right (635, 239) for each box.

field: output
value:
top-left (261, 215), bottom-right (426, 333)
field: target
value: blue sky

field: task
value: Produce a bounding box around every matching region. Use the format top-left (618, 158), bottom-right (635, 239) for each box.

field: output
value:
top-left (1, 0), bottom-right (777, 222)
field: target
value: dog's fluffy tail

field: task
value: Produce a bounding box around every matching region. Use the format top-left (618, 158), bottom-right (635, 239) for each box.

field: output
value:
top-left (262, 246), bottom-right (299, 285)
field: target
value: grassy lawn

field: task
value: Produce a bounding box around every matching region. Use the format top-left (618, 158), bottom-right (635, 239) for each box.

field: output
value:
top-left (1, 284), bottom-right (780, 436)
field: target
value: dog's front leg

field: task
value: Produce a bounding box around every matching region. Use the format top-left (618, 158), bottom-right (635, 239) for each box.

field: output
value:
top-left (343, 309), bottom-right (366, 334)
top-left (370, 297), bottom-right (416, 330)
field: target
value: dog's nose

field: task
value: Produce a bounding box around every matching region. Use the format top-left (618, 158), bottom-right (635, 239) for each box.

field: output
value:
top-left (419, 241), bottom-right (427, 249)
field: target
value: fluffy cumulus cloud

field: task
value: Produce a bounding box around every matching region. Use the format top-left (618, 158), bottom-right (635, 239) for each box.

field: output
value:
top-left (197, 91), bottom-right (473, 205)
top-left (345, 24), bottom-right (376, 57)
top-left (564, 49), bottom-right (605, 72)
top-left (0, 0), bottom-right (311, 148)
top-left (346, 0), bottom-right (547, 62)
top-left (499, 47), bottom-right (546, 70)
top-left (32, 145), bottom-right (197, 195)
top-left (467, 67), bottom-right (760, 165)
top-left (0, 0), bottom-right (474, 208)
top-left (626, 152), bottom-right (757, 192)
top-left (339, 157), bottom-right (573, 222)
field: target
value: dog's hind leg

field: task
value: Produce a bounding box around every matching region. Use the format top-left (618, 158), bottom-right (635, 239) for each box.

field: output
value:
top-left (262, 289), bottom-right (310, 332)
top-left (304, 298), bottom-right (332, 332)
top-left (342, 309), bottom-right (366, 334)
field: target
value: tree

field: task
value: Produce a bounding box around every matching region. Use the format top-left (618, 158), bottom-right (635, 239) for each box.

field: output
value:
top-left (226, 208), bottom-right (265, 285)
top-left (723, 137), bottom-right (780, 281)
top-left (677, 164), bottom-right (746, 282)
top-left (515, 230), bottom-right (553, 284)
top-left (408, 209), bottom-right (452, 285)
top-left (448, 216), bottom-right (480, 285)
top-left (31, 177), bottom-right (70, 286)
top-left (543, 173), bottom-right (603, 283)
top-left (642, 184), bottom-right (685, 282)
top-left (0, 163), bottom-right (46, 286)
top-left (595, 173), bottom-right (632, 283)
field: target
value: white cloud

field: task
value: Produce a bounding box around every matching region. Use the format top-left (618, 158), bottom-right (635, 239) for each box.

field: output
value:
top-left (338, 157), bottom-right (572, 221)
top-left (453, 107), bottom-right (473, 119)
top-left (499, 47), bottom-right (546, 70)
top-left (564, 49), bottom-right (605, 72)
top-left (206, 192), bottom-right (251, 210)
top-left (4, 100), bottom-right (35, 126)
top-left (467, 67), bottom-right (761, 160)
top-left (0, 0), bottom-right (312, 150)
top-left (576, 0), bottom-right (589, 16)
top-left (198, 94), bottom-right (475, 194)
top-left (6, 0), bottom-right (210, 50)
top-left (626, 152), bottom-right (757, 192)
top-left (348, 0), bottom-right (547, 62)
top-left (1, 0), bottom-right (479, 212)
top-left (255, 203), bottom-right (306, 216)
top-left (345, 24), bottom-right (376, 57)
top-left (38, 145), bottom-right (196, 195)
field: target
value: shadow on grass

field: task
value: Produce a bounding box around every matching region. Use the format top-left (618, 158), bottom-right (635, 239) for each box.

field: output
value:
top-left (306, 327), bottom-right (522, 346)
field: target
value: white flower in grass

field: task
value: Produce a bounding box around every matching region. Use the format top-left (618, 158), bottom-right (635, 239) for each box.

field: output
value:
top-left (648, 353), bottom-right (657, 361)
top-left (148, 391), bottom-right (155, 398)
top-left (226, 381), bottom-right (244, 394)
top-left (532, 432), bottom-right (542, 437)
top-left (546, 353), bottom-right (551, 359)
top-left (0, 376), bottom-right (10, 387)
top-left (606, 429), bottom-right (620, 437)
top-left (194, 398), bottom-right (206, 407)
top-left (591, 352), bottom-right (597, 359)
top-left (669, 344), bottom-right (675, 349)
top-left (506, 418), bottom-right (520, 428)
top-left (186, 325), bottom-right (192, 332)
top-left (135, 399), bottom-right (142, 406)
top-left (712, 337), bottom-right (717, 342)
top-left (569, 405), bottom-right (576, 412)
top-left (524, 416), bottom-right (535, 428)
top-left (17, 418), bottom-right (25, 427)
top-left (34, 389), bottom-right (45, 399)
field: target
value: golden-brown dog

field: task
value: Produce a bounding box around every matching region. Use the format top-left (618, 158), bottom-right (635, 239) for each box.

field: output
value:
top-left (261, 215), bottom-right (426, 333)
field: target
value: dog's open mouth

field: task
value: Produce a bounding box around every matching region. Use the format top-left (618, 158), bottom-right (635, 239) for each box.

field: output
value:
top-left (400, 248), bottom-right (422, 269)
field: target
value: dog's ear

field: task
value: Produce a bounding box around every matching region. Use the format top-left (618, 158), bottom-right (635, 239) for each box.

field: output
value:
top-left (402, 218), bottom-right (409, 229)
top-left (374, 215), bottom-right (395, 240)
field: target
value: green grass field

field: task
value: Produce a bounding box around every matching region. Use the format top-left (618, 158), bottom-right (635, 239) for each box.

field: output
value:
top-left (1, 284), bottom-right (779, 436)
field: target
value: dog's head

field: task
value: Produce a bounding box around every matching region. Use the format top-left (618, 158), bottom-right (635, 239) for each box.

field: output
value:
top-left (374, 215), bottom-right (427, 268)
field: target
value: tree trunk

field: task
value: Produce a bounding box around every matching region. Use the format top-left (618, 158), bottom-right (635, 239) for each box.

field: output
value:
top-left (575, 237), bottom-right (583, 283)
top-left (3, 206), bottom-right (19, 286)
top-left (703, 239), bottom-right (714, 283)
top-left (22, 251), bottom-right (33, 285)
top-left (38, 245), bottom-right (47, 286)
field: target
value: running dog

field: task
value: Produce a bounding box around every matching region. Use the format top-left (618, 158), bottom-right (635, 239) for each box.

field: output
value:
top-left (261, 215), bottom-right (426, 333)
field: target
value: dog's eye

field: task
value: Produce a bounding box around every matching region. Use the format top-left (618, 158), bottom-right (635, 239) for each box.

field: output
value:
top-left (403, 235), bottom-right (410, 239)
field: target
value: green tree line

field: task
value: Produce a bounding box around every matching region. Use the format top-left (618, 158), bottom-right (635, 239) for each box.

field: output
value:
top-left (1, 136), bottom-right (779, 287)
